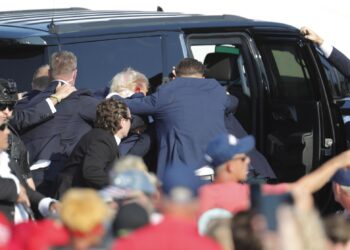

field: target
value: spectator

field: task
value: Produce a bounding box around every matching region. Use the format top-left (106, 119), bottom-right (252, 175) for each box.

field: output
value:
top-left (331, 169), bottom-right (350, 216)
top-left (0, 121), bottom-right (58, 223)
top-left (112, 202), bottom-right (150, 238)
top-left (58, 188), bottom-right (112, 250)
top-left (323, 214), bottom-right (350, 250)
top-left (100, 167), bottom-right (158, 222)
top-left (114, 165), bottom-right (221, 250)
top-left (198, 133), bottom-right (350, 214)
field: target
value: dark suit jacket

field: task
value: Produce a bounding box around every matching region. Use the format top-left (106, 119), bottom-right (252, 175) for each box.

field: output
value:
top-left (15, 90), bottom-right (42, 109)
top-left (16, 81), bottom-right (99, 181)
top-left (329, 47), bottom-right (350, 79)
top-left (11, 98), bottom-right (54, 132)
top-left (122, 77), bottom-right (237, 179)
top-left (225, 113), bottom-right (276, 178)
top-left (0, 177), bottom-right (18, 221)
top-left (58, 128), bottom-right (119, 194)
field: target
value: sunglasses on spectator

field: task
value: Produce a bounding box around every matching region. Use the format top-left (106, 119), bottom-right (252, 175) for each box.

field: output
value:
top-left (233, 156), bottom-right (249, 162)
top-left (0, 123), bottom-right (8, 131)
top-left (0, 103), bottom-right (15, 111)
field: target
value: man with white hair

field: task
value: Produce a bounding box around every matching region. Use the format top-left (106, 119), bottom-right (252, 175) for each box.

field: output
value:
top-left (107, 67), bottom-right (153, 160)
top-left (107, 67), bottom-right (149, 99)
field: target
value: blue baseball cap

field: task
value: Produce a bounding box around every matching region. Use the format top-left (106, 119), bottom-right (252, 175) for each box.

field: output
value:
top-left (111, 169), bottom-right (156, 195)
top-left (204, 133), bottom-right (255, 168)
top-left (332, 169), bottom-right (350, 186)
top-left (161, 164), bottom-right (202, 200)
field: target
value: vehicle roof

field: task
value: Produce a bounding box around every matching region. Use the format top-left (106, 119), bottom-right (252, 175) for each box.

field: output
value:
top-left (0, 8), bottom-right (297, 41)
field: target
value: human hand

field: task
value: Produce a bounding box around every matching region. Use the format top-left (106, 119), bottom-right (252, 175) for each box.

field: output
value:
top-left (55, 82), bottom-right (76, 100)
top-left (300, 26), bottom-right (324, 46)
top-left (49, 201), bottom-right (60, 214)
top-left (17, 185), bottom-right (30, 208)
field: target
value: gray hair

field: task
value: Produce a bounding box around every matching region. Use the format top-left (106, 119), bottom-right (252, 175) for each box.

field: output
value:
top-left (109, 67), bottom-right (149, 98)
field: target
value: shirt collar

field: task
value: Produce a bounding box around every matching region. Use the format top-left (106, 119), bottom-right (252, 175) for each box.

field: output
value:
top-left (114, 135), bottom-right (121, 145)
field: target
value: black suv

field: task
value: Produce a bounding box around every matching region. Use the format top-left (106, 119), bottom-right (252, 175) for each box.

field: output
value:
top-left (1, 8), bottom-right (349, 211)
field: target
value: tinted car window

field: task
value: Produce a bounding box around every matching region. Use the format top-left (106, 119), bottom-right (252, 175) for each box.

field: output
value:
top-left (0, 44), bottom-right (46, 91)
top-left (259, 43), bottom-right (313, 100)
top-left (62, 36), bottom-right (163, 92)
top-left (318, 52), bottom-right (350, 98)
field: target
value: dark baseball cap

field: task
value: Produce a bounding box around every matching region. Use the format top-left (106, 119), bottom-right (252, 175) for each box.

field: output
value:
top-left (161, 164), bottom-right (202, 201)
top-left (332, 169), bottom-right (350, 186)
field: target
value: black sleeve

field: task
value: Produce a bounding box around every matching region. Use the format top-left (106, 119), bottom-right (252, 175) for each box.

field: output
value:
top-left (82, 137), bottom-right (117, 189)
top-left (329, 47), bottom-right (350, 79)
top-left (0, 177), bottom-right (18, 202)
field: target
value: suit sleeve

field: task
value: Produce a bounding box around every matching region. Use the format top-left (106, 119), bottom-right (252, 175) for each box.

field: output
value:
top-left (25, 185), bottom-right (45, 209)
top-left (0, 177), bottom-right (18, 202)
top-left (329, 47), bottom-right (350, 79)
top-left (82, 137), bottom-right (117, 189)
top-left (11, 99), bottom-right (54, 132)
top-left (116, 92), bottom-right (160, 115)
top-left (120, 132), bottom-right (151, 157)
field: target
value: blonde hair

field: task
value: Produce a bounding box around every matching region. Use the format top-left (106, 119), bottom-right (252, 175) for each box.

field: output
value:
top-left (59, 188), bottom-right (110, 234)
top-left (50, 51), bottom-right (77, 79)
top-left (112, 155), bottom-right (148, 174)
top-left (109, 67), bottom-right (149, 97)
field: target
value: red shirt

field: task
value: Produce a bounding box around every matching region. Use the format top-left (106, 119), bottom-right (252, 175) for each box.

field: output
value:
top-left (199, 182), bottom-right (289, 215)
top-left (114, 215), bottom-right (221, 250)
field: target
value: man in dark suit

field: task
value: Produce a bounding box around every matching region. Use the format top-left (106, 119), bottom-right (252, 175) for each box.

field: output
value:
top-left (15, 51), bottom-right (100, 196)
top-left (121, 58), bottom-right (238, 179)
top-left (56, 99), bottom-right (131, 197)
top-left (301, 26), bottom-right (350, 78)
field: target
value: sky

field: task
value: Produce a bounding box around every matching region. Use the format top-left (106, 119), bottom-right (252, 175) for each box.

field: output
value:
top-left (1, 0), bottom-right (350, 57)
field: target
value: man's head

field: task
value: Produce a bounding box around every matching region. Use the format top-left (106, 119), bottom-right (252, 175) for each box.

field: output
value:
top-left (49, 51), bottom-right (77, 85)
top-left (0, 79), bottom-right (18, 124)
top-left (32, 64), bottom-right (50, 91)
top-left (204, 134), bottom-right (255, 183)
top-left (174, 58), bottom-right (205, 78)
top-left (100, 167), bottom-right (157, 216)
top-left (94, 98), bottom-right (131, 139)
top-left (161, 164), bottom-right (202, 219)
top-left (110, 67), bottom-right (149, 97)
top-left (332, 169), bottom-right (350, 210)
top-left (59, 188), bottom-right (111, 248)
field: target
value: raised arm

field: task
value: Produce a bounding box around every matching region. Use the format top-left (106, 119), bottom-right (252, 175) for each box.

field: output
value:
top-left (301, 26), bottom-right (350, 78)
top-left (290, 150), bottom-right (350, 193)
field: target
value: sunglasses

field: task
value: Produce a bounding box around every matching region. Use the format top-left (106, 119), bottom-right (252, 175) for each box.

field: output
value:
top-left (233, 156), bottom-right (249, 162)
top-left (0, 103), bottom-right (15, 111)
top-left (0, 123), bottom-right (8, 131)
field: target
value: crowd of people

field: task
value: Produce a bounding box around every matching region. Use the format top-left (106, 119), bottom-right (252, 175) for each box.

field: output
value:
top-left (0, 26), bottom-right (350, 249)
